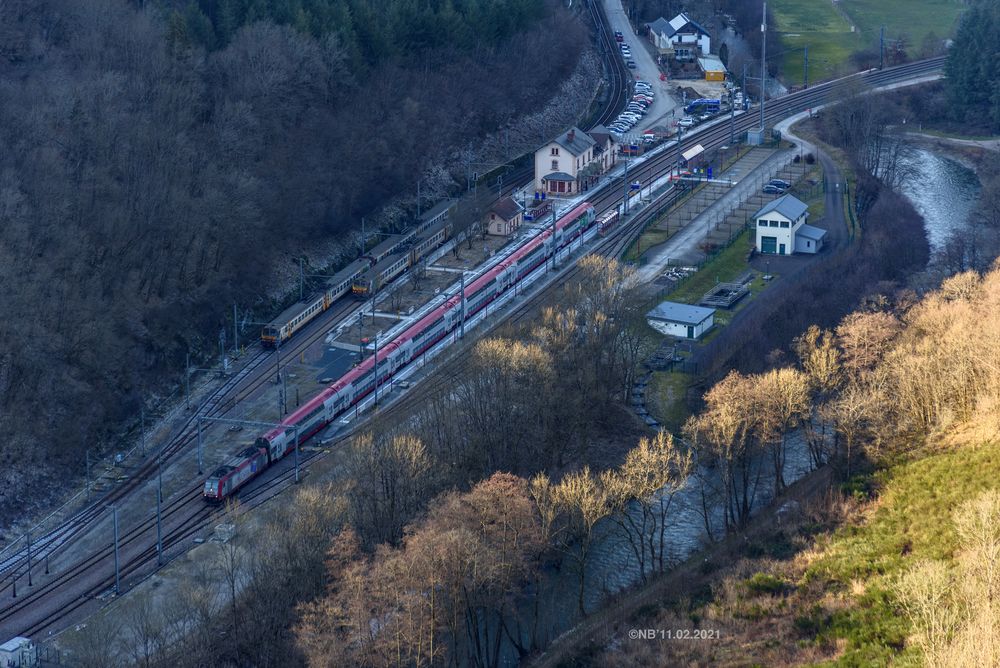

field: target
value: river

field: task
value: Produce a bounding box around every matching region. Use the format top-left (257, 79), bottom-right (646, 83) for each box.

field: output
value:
top-left (495, 144), bottom-right (984, 666)
top-left (897, 144), bottom-right (982, 254)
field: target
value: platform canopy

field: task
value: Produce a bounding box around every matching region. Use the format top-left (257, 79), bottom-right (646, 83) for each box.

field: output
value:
top-left (681, 144), bottom-right (705, 162)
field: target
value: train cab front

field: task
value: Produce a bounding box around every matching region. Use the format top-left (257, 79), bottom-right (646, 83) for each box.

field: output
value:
top-left (261, 325), bottom-right (280, 348)
top-left (203, 469), bottom-right (226, 503)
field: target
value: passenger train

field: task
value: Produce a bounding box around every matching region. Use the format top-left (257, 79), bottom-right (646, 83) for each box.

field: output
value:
top-left (204, 201), bottom-right (596, 501)
top-left (261, 211), bottom-right (453, 347)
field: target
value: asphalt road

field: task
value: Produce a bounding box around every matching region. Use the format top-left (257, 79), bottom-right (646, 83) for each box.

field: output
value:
top-left (601, 0), bottom-right (679, 133)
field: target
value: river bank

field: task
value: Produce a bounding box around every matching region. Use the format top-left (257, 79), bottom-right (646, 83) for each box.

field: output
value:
top-left (529, 112), bottom-right (994, 666)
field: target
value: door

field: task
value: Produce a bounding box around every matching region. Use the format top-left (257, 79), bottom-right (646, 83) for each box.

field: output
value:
top-left (779, 243), bottom-right (786, 255)
top-left (687, 325), bottom-right (694, 339)
top-left (761, 236), bottom-right (777, 254)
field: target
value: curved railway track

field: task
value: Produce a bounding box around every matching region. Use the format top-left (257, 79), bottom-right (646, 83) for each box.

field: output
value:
top-left (0, 55), bottom-right (944, 639)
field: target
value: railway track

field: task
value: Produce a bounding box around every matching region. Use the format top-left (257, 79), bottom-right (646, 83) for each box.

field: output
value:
top-left (0, 55), bottom-right (944, 640)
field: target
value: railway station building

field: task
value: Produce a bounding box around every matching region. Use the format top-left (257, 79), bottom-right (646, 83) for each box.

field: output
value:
top-left (752, 194), bottom-right (826, 256)
top-left (646, 301), bottom-right (715, 340)
top-left (534, 126), bottom-right (615, 196)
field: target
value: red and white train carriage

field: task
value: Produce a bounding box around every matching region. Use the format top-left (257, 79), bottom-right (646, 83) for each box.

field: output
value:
top-left (205, 202), bottom-right (596, 502)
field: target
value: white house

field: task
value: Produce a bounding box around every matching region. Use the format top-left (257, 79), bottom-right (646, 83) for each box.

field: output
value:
top-left (534, 126), bottom-right (615, 196)
top-left (0, 637), bottom-right (34, 667)
top-left (753, 194), bottom-right (827, 255)
top-left (647, 13), bottom-right (711, 61)
top-left (646, 301), bottom-right (715, 339)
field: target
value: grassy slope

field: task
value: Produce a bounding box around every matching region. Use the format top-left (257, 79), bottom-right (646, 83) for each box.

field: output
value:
top-left (806, 442), bottom-right (1000, 665)
top-left (581, 441), bottom-right (1000, 667)
top-left (840, 0), bottom-right (965, 51)
top-left (770, 0), bottom-right (964, 86)
top-left (769, 0), bottom-right (859, 85)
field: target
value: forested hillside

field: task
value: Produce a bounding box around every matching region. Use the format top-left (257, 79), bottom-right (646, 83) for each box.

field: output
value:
top-left (0, 0), bottom-right (590, 517)
top-left (946, 0), bottom-right (1000, 131)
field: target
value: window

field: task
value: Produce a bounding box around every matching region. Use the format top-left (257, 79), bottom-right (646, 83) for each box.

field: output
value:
top-left (769, 220), bottom-right (779, 228)
top-left (758, 220), bottom-right (767, 227)
top-left (551, 160), bottom-right (558, 171)
top-left (551, 147), bottom-right (559, 156)
top-left (780, 221), bottom-right (790, 228)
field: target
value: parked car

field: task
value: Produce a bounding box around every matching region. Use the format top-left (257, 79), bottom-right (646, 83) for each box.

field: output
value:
top-left (762, 184), bottom-right (784, 194)
top-left (768, 178), bottom-right (791, 189)
top-left (678, 117), bottom-right (695, 128)
top-left (627, 60), bottom-right (637, 69)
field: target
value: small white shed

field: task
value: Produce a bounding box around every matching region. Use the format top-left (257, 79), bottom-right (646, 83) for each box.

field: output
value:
top-left (646, 301), bottom-right (715, 339)
top-left (0, 637), bottom-right (35, 667)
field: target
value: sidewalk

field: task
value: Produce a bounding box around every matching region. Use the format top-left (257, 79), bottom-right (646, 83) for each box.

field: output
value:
top-left (636, 146), bottom-right (800, 282)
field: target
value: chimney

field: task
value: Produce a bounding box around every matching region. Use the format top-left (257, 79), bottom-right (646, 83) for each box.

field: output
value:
top-left (567, 129), bottom-right (575, 143)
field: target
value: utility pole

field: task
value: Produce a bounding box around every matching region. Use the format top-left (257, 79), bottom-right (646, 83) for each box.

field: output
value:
top-left (86, 449), bottom-right (91, 501)
top-left (760, 1), bottom-right (767, 132)
top-left (185, 352), bottom-right (191, 410)
top-left (804, 45), bottom-right (809, 89)
top-left (730, 97), bottom-right (736, 145)
top-left (140, 404), bottom-right (145, 456)
top-left (742, 63), bottom-right (750, 104)
top-left (294, 428), bottom-right (300, 484)
top-left (416, 180), bottom-right (421, 221)
top-left (879, 25), bottom-right (885, 69)
top-left (373, 332), bottom-right (379, 408)
top-left (156, 443), bottom-right (163, 566)
top-left (460, 272), bottom-right (467, 338)
top-left (621, 155), bottom-right (630, 216)
top-left (233, 303), bottom-right (238, 353)
top-left (549, 208), bottom-right (557, 270)
top-left (25, 532), bottom-right (31, 587)
top-left (675, 124), bottom-right (685, 175)
top-left (196, 417), bottom-right (204, 474)
top-left (358, 310), bottom-right (364, 359)
top-left (281, 372), bottom-right (287, 416)
top-left (112, 505), bottom-right (120, 595)
top-left (360, 217), bottom-right (365, 257)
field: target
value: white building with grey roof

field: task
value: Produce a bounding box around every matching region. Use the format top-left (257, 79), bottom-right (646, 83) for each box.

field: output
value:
top-left (752, 194), bottom-right (827, 256)
top-left (646, 301), bottom-right (715, 339)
